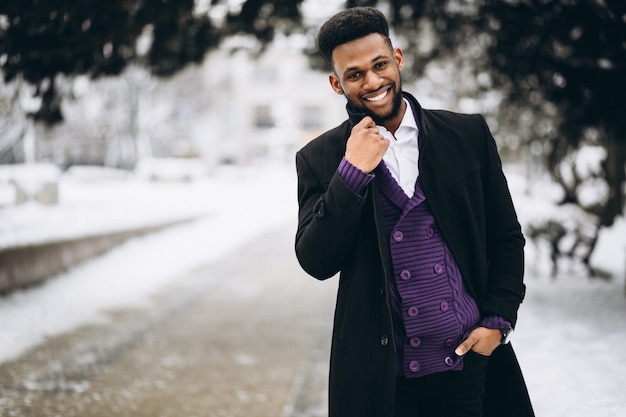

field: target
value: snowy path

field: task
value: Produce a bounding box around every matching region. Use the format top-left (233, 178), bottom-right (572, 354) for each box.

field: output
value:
top-left (0, 165), bottom-right (298, 363)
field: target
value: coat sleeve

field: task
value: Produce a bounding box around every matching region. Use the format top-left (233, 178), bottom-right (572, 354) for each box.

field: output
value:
top-left (294, 148), bottom-right (370, 280)
top-left (478, 115), bottom-right (526, 326)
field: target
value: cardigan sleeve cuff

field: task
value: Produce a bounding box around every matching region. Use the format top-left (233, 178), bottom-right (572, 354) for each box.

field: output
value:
top-left (480, 315), bottom-right (511, 330)
top-left (338, 157), bottom-right (374, 195)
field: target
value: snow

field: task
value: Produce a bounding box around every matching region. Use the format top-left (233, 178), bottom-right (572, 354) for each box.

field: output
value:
top-left (1, 161), bottom-right (625, 417)
top-left (0, 163), bottom-right (297, 362)
top-left (506, 171), bottom-right (626, 417)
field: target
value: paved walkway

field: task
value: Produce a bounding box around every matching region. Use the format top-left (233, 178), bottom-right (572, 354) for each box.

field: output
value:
top-left (0, 225), bottom-right (336, 417)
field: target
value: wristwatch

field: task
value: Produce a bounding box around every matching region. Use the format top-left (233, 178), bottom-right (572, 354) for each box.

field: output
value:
top-left (500, 326), bottom-right (514, 345)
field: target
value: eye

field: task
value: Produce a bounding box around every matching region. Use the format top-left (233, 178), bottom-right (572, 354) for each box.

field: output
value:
top-left (375, 61), bottom-right (388, 69)
top-left (347, 71), bottom-right (361, 80)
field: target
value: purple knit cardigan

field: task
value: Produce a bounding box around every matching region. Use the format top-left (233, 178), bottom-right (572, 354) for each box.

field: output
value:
top-left (338, 158), bottom-right (509, 378)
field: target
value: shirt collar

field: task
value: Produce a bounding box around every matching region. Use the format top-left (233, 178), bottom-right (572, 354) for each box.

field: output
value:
top-left (378, 98), bottom-right (418, 139)
top-left (398, 98), bottom-right (418, 132)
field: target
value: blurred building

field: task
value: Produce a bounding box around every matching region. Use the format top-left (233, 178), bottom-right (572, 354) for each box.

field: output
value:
top-left (0, 33), bottom-right (347, 171)
top-left (199, 35), bottom-right (346, 166)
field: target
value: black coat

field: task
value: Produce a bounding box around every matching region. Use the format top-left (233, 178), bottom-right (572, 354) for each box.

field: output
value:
top-left (295, 93), bottom-right (534, 417)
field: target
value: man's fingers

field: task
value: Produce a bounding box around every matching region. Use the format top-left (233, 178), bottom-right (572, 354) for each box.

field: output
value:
top-left (454, 343), bottom-right (470, 357)
top-left (356, 116), bottom-right (375, 128)
top-left (353, 117), bottom-right (379, 137)
top-left (345, 116), bottom-right (388, 173)
top-left (454, 328), bottom-right (502, 357)
top-left (455, 334), bottom-right (478, 357)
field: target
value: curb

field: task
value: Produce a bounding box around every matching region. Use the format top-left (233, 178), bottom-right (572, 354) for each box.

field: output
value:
top-left (0, 218), bottom-right (194, 294)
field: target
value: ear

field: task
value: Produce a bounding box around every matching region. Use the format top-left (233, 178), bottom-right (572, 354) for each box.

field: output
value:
top-left (394, 48), bottom-right (405, 71)
top-left (329, 73), bottom-right (344, 95)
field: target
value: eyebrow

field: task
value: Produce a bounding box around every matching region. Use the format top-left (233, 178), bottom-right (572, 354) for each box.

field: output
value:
top-left (344, 54), bottom-right (388, 73)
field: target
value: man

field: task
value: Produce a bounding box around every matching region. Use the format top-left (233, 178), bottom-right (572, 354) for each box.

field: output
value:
top-left (294, 6), bottom-right (534, 417)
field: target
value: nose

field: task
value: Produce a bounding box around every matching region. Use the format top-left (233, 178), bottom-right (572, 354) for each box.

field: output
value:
top-left (363, 70), bottom-right (382, 90)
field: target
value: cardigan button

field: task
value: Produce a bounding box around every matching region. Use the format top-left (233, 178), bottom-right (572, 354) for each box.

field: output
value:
top-left (400, 270), bottom-right (411, 281)
top-left (433, 263), bottom-right (444, 274)
top-left (392, 230), bottom-right (404, 242)
top-left (409, 361), bottom-right (420, 372)
top-left (410, 337), bottom-right (421, 348)
top-left (445, 356), bottom-right (455, 367)
top-left (380, 335), bottom-right (389, 346)
top-left (440, 301), bottom-right (450, 312)
top-left (407, 306), bottom-right (419, 317)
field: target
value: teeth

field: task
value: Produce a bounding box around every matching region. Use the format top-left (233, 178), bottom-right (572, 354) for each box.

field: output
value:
top-left (366, 90), bottom-right (388, 102)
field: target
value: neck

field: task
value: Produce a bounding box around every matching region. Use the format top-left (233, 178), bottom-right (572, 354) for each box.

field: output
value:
top-left (383, 99), bottom-right (407, 135)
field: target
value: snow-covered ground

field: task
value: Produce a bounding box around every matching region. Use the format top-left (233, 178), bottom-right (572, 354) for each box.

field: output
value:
top-left (1, 161), bottom-right (625, 417)
top-left (0, 163), bottom-right (297, 361)
top-left (506, 170), bottom-right (626, 417)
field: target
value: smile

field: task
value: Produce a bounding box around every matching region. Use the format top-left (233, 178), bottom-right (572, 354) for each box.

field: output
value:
top-left (365, 88), bottom-right (389, 102)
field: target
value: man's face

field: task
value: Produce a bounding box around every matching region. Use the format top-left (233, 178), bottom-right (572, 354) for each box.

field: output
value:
top-left (329, 33), bottom-right (405, 130)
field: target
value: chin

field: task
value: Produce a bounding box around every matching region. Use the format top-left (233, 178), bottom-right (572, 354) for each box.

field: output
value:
top-left (372, 106), bottom-right (401, 125)
top-left (371, 94), bottom-right (403, 124)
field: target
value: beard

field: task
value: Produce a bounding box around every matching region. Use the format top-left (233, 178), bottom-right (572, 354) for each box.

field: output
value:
top-left (346, 84), bottom-right (404, 126)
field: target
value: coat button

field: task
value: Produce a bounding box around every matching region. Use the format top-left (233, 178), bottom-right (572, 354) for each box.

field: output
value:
top-left (408, 306), bottom-right (419, 317)
top-left (380, 335), bottom-right (389, 346)
top-left (409, 361), bottom-right (420, 372)
top-left (314, 201), bottom-right (325, 217)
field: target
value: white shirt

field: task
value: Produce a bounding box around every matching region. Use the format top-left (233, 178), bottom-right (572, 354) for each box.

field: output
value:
top-left (377, 99), bottom-right (420, 197)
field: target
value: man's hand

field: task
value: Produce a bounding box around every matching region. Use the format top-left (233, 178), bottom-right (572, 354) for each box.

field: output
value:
top-left (455, 327), bottom-right (502, 357)
top-left (345, 116), bottom-right (389, 173)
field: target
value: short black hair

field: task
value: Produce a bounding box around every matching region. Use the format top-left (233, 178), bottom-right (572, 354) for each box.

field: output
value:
top-left (317, 7), bottom-right (391, 65)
